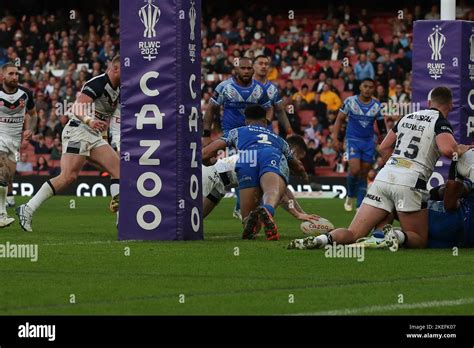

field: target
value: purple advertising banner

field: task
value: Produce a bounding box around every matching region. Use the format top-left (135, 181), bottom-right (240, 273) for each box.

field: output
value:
top-left (119, 0), bottom-right (202, 240)
top-left (413, 20), bottom-right (474, 188)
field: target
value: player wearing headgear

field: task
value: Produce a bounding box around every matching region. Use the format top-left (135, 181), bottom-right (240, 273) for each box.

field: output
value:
top-left (0, 62), bottom-right (35, 227)
top-left (203, 105), bottom-right (307, 241)
top-left (16, 55), bottom-right (121, 232)
top-left (332, 78), bottom-right (386, 212)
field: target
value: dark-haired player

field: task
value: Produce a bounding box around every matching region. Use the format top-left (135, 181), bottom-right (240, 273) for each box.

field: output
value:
top-left (203, 105), bottom-right (307, 241)
top-left (332, 78), bottom-right (386, 212)
top-left (0, 62), bottom-right (35, 227)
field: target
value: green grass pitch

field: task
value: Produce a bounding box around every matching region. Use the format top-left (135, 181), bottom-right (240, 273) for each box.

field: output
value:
top-left (0, 196), bottom-right (473, 315)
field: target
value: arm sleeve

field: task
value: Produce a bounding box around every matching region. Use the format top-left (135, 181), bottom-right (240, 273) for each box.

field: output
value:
top-left (210, 81), bottom-right (225, 106)
top-left (80, 77), bottom-right (105, 100)
top-left (434, 117), bottom-right (454, 135)
top-left (269, 84), bottom-right (283, 105)
top-left (259, 89), bottom-right (272, 109)
top-left (282, 140), bottom-right (294, 161)
top-left (221, 128), bottom-right (238, 148)
top-left (25, 89), bottom-right (35, 110)
top-left (339, 97), bottom-right (350, 115)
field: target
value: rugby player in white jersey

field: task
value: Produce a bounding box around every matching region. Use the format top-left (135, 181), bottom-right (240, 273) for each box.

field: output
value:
top-left (289, 87), bottom-right (472, 249)
top-left (16, 55), bottom-right (121, 232)
top-left (0, 62), bottom-right (35, 227)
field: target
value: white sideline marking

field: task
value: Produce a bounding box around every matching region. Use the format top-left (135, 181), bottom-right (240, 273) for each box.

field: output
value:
top-left (291, 298), bottom-right (474, 315)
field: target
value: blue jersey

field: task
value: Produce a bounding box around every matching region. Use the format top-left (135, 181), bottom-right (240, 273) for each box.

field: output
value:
top-left (223, 125), bottom-right (293, 158)
top-left (211, 77), bottom-right (271, 132)
top-left (428, 182), bottom-right (474, 248)
top-left (262, 81), bottom-right (283, 106)
top-left (340, 95), bottom-right (383, 140)
top-left (222, 125), bottom-right (294, 189)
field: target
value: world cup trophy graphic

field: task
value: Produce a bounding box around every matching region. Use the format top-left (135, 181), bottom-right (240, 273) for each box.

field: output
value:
top-left (139, 0), bottom-right (161, 38)
top-left (428, 25), bottom-right (446, 61)
top-left (189, 0), bottom-right (196, 41)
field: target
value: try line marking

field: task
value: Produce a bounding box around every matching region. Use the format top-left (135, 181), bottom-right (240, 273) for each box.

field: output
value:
top-left (290, 297), bottom-right (474, 315)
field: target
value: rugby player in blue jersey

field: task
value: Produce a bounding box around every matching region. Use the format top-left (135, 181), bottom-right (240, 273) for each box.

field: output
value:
top-left (203, 105), bottom-right (307, 241)
top-left (202, 56), bottom-right (272, 221)
top-left (252, 55), bottom-right (294, 137)
top-left (332, 78), bottom-right (387, 212)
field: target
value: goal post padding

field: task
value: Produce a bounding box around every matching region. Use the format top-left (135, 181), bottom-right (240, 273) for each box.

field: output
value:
top-left (119, 0), bottom-right (202, 240)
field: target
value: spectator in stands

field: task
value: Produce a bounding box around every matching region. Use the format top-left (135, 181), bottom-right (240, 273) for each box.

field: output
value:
top-left (53, 115), bottom-right (69, 138)
top-left (395, 48), bottom-right (411, 74)
top-left (292, 84), bottom-right (315, 104)
top-left (387, 78), bottom-right (397, 98)
top-left (312, 72), bottom-right (327, 93)
top-left (425, 5), bottom-right (441, 20)
top-left (16, 153), bottom-right (34, 173)
top-left (375, 85), bottom-right (388, 104)
top-left (50, 138), bottom-right (62, 160)
top-left (304, 116), bottom-right (324, 142)
top-left (391, 84), bottom-right (409, 105)
top-left (281, 79), bottom-right (298, 98)
top-left (389, 36), bottom-right (403, 54)
top-left (330, 42), bottom-right (344, 61)
top-left (372, 33), bottom-right (386, 48)
top-left (344, 72), bottom-right (360, 94)
top-left (29, 135), bottom-right (51, 155)
top-left (375, 63), bottom-right (389, 87)
top-left (35, 156), bottom-right (50, 173)
top-left (354, 53), bottom-right (374, 80)
top-left (318, 60), bottom-right (335, 79)
top-left (290, 62), bottom-right (307, 80)
top-left (309, 93), bottom-right (328, 124)
top-left (320, 83), bottom-right (342, 112)
top-left (314, 40), bottom-right (330, 60)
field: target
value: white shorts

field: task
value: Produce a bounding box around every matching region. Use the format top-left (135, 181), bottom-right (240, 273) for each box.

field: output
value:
top-left (110, 128), bottom-right (120, 152)
top-left (62, 120), bottom-right (108, 157)
top-left (202, 165), bottom-right (226, 203)
top-left (0, 136), bottom-right (20, 162)
top-left (362, 180), bottom-right (429, 213)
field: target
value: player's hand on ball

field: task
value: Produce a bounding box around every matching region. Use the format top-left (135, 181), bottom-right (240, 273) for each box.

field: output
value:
top-left (296, 213), bottom-right (320, 222)
top-left (22, 130), bottom-right (32, 140)
top-left (90, 119), bottom-right (108, 132)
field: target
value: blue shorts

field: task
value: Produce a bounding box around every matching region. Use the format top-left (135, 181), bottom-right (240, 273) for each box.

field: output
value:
top-left (346, 137), bottom-right (375, 163)
top-left (427, 200), bottom-right (466, 248)
top-left (236, 147), bottom-right (289, 189)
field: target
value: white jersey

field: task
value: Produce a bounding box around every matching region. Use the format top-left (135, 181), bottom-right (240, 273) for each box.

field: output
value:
top-left (377, 108), bottom-right (454, 187)
top-left (214, 154), bottom-right (239, 188)
top-left (457, 149), bottom-right (474, 182)
top-left (0, 85), bottom-right (35, 142)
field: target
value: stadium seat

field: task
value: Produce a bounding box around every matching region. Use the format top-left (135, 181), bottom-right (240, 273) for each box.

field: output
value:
top-left (341, 91), bottom-right (354, 100)
top-left (298, 110), bottom-right (315, 126)
top-left (358, 41), bottom-right (372, 52)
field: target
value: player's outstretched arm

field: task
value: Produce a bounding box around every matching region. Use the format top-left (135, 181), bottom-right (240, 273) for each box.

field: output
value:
top-left (202, 139), bottom-right (226, 163)
top-left (72, 93), bottom-right (108, 132)
top-left (279, 187), bottom-right (319, 222)
top-left (379, 129), bottom-right (397, 163)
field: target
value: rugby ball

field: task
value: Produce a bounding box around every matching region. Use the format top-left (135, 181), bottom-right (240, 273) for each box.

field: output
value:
top-left (457, 149), bottom-right (474, 181)
top-left (300, 217), bottom-right (335, 236)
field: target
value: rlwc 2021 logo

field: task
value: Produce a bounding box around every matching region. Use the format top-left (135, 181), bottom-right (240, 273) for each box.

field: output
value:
top-left (138, 0), bottom-right (161, 61)
top-left (427, 25), bottom-right (446, 80)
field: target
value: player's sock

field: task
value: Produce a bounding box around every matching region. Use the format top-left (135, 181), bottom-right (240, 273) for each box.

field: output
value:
top-left (316, 232), bottom-right (333, 247)
top-left (0, 183), bottom-right (7, 215)
top-left (235, 188), bottom-right (241, 211)
top-left (393, 228), bottom-right (406, 245)
top-left (7, 191), bottom-right (15, 205)
top-left (262, 204), bottom-right (275, 217)
top-left (110, 178), bottom-right (119, 197)
top-left (28, 180), bottom-right (55, 212)
top-left (356, 178), bottom-right (368, 208)
top-left (347, 174), bottom-right (358, 199)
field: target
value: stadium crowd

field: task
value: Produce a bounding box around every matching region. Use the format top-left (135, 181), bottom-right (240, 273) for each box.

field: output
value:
top-left (0, 5), bottom-right (119, 175)
top-left (200, 2), bottom-right (474, 176)
top-left (1, 1), bottom-right (473, 177)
